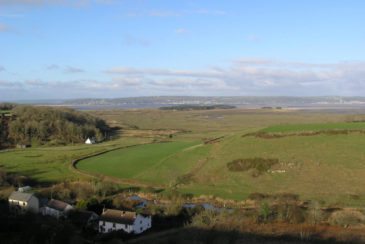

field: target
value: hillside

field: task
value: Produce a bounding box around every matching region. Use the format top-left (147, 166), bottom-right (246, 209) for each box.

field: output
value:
top-left (3, 106), bottom-right (110, 146)
top-left (2, 107), bottom-right (365, 206)
top-left (75, 108), bottom-right (365, 206)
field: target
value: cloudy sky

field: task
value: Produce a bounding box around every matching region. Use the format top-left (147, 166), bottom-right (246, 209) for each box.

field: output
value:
top-left (1, 0), bottom-right (365, 100)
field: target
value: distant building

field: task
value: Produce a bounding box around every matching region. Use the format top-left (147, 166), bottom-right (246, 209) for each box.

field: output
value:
top-left (128, 195), bottom-right (149, 209)
top-left (99, 209), bottom-right (151, 234)
top-left (8, 191), bottom-right (39, 214)
top-left (41, 199), bottom-right (74, 219)
top-left (18, 186), bottom-right (32, 193)
top-left (16, 144), bottom-right (31, 149)
top-left (85, 137), bottom-right (96, 144)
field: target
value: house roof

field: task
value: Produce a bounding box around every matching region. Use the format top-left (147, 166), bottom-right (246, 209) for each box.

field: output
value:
top-left (100, 209), bottom-right (137, 225)
top-left (47, 199), bottom-right (71, 211)
top-left (9, 191), bottom-right (34, 202)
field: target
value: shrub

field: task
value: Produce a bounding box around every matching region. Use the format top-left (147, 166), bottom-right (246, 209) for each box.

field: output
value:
top-left (258, 202), bottom-right (272, 223)
top-left (276, 204), bottom-right (305, 224)
top-left (227, 158), bottom-right (279, 174)
top-left (329, 210), bottom-right (365, 227)
top-left (75, 199), bottom-right (88, 210)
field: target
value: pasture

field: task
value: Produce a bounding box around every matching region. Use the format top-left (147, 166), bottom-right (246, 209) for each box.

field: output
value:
top-left (262, 121), bottom-right (365, 133)
top-left (0, 137), bottom-right (150, 183)
top-left (2, 108), bottom-right (365, 205)
top-left (77, 141), bottom-right (201, 184)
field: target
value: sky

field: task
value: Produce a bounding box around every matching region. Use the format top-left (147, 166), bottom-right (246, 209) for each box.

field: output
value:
top-left (1, 0), bottom-right (365, 100)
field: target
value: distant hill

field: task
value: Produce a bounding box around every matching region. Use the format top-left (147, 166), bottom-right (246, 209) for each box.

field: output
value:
top-left (159, 104), bottom-right (236, 111)
top-left (58, 96), bottom-right (365, 108)
top-left (5, 96), bottom-right (365, 110)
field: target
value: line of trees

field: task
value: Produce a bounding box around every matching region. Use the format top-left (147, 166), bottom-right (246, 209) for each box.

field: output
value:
top-left (2, 105), bottom-right (110, 146)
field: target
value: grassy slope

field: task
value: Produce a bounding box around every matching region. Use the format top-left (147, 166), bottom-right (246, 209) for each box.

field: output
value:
top-left (77, 141), bottom-right (200, 184)
top-left (180, 132), bottom-right (365, 204)
top-left (2, 108), bottom-right (365, 205)
top-left (87, 109), bottom-right (365, 205)
top-left (263, 122), bottom-right (365, 133)
top-left (0, 137), bottom-right (149, 183)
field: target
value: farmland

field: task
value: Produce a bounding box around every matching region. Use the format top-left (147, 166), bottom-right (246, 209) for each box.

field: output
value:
top-left (2, 108), bottom-right (365, 206)
top-left (77, 141), bottom-right (201, 184)
top-left (262, 121), bottom-right (365, 133)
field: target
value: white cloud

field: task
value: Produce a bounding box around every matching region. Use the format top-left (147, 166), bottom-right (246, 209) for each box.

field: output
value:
top-left (0, 80), bottom-right (22, 87)
top-left (3, 58), bottom-right (365, 99)
top-left (105, 59), bottom-right (365, 96)
top-left (64, 66), bottom-right (84, 73)
top-left (111, 77), bottom-right (142, 87)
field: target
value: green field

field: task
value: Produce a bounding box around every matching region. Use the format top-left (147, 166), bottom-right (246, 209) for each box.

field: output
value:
top-left (3, 108), bottom-right (365, 205)
top-left (0, 137), bottom-right (150, 182)
top-left (77, 141), bottom-right (201, 184)
top-left (262, 122), bottom-right (365, 133)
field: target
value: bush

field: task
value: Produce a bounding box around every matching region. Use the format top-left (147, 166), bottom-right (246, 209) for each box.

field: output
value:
top-left (329, 210), bottom-right (365, 227)
top-left (258, 202), bottom-right (272, 223)
top-left (276, 204), bottom-right (305, 223)
top-left (227, 158), bottom-right (279, 174)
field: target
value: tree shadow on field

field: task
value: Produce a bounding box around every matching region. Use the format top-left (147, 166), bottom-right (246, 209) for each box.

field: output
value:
top-left (5, 168), bottom-right (57, 187)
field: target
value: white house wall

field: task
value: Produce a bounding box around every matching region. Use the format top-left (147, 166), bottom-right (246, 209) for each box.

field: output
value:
top-left (133, 215), bottom-right (152, 234)
top-left (9, 196), bottom-right (39, 214)
top-left (99, 221), bottom-right (133, 233)
top-left (41, 207), bottom-right (63, 218)
top-left (27, 196), bottom-right (39, 213)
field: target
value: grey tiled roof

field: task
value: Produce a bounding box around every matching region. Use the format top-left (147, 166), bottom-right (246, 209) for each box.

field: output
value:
top-left (9, 191), bottom-right (34, 202)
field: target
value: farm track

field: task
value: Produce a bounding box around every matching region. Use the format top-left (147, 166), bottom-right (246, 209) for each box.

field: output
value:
top-left (70, 142), bottom-right (166, 189)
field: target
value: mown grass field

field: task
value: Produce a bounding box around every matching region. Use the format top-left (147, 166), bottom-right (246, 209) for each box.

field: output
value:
top-left (2, 108), bottom-right (365, 206)
top-left (0, 137), bottom-right (150, 183)
top-left (77, 141), bottom-right (201, 184)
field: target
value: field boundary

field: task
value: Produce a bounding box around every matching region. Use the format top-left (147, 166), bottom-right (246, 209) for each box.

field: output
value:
top-left (243, 129), bottom-right (365, 139)
top-left (70, 142), bottom-right (166, 188)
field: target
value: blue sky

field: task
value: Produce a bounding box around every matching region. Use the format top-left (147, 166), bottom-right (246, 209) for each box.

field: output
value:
top-left (1, 0), bottom-right (365, 100)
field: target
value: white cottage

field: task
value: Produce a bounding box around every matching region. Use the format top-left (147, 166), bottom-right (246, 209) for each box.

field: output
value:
top-left (41, 199), bottom-right (74, 219)
top-left (85, 137), bottom-right (96, 144)
top-left (8, 191), bottom-right (39, 214)
top-left (18, 186), bottom-right (32, 193)
top-left (99, 209), bottom-right (151, 234)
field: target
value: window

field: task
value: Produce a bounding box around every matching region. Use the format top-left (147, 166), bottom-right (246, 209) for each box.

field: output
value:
top-left (140, 220), bottom-right (142, 224)
top-left (113, 223), bottom-right (116, 228)
top-left (103, 221), bottom-right (105, 226)
top-left (140, 227), bottom-right (143, 231)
